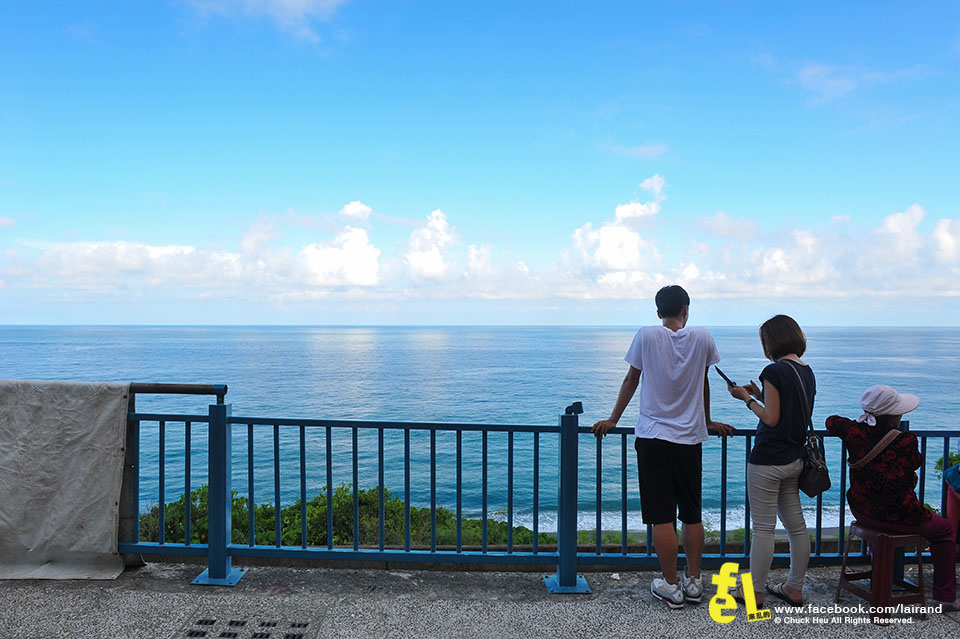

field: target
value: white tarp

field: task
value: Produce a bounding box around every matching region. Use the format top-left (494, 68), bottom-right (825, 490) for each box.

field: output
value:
top-left (0, 380), bottom-right (130, 579)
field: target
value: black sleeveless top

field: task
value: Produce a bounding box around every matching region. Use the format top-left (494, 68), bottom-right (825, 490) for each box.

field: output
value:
top-left (749, 360), bottom-right (815, 465)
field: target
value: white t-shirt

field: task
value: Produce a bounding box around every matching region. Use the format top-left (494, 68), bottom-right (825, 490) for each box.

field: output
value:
top-left (623, 325), bottom-right (720, 445)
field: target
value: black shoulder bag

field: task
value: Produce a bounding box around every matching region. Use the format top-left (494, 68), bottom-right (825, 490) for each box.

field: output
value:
top-left (785, 361), bottom-right (831, 498)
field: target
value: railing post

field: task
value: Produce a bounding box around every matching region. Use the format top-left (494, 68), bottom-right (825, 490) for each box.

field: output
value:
top-left (118, 391), bottom-right (145, 567)
top-left (193, 402), bottom-right (246, 586)
top-left (544, 403), bottom-right (590, 593)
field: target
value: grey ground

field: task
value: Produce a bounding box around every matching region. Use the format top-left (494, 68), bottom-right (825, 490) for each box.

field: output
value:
top-left (1, 562), bottom-right (958, 639)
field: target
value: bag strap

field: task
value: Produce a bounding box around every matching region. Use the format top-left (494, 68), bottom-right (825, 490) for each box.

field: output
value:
top-left (848, 429), bottom-right (900, 471)
top-left (783, 360), bottom-right (814, 436)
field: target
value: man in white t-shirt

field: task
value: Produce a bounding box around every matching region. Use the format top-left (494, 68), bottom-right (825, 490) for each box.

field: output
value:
top-left (592, 285), bottom-right (732, 610)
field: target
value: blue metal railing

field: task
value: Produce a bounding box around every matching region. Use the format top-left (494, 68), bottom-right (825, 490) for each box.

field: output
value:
top-left (117, 391), bottom-right (959, 591)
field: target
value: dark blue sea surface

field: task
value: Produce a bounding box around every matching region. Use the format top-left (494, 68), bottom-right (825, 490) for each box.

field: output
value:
top-left (2, 326), bottom-right (958, 532)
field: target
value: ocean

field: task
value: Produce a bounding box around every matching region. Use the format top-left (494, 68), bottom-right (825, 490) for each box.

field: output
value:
top-left (3, 325), bottom-right (959, 533)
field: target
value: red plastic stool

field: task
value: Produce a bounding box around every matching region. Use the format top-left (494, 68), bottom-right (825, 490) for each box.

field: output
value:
top-left (836, 521), bottom-right (926, 619)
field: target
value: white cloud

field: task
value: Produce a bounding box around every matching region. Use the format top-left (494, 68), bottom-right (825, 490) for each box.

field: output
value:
top-left (405, 210), bottom-right (454, 279)
top-left (700, 211), bottom-right (757, 238)
top-left (191, 0), bottom-right (349, 20)
top-left (751, 233), bottom-right (836, 290)
top-left (797, 64), bottom-right (859, 102)
top-left (565, 174), bottom-right (668, 289)
top-left (3, 187), bottom-right (959, 311)
top-left (877, 204), bottom-right (925, 256)
top-left (609, 144), bottom-right (669, 159)
top-left (466, 245), bottom-right (492, 276)
top-left (572, 222), bottom-right (659, 272)
top-left (27, 240), bottom-right (241, 292)
top-left (680, 262), bottom-right (700, 280)
top-left (796, 63), bottom-right (934, 104)
top-left (300, 226), bottom-right (380, 286)
top-left (187, 0), bottom-right (350, 41)
top-left (338, 200), bottom-right (372, 224)
top-left (689, 240), bottom-right (710, 259)
top-left (794, 229), bottom-right (817, 252)
top-left (595, 269), bottom-right (661, 290)
top-left (932, 219), bottom-right (960, 264)
top-left (240, 221), bottom-right (279, 253)
top-left (0, 217), bottom-right (15, 228)
top-left (614, 201), bottom-right (660, 222)
top-left (281, 208), bottom-right (323, 229)
top-left (752, 53), bottom-right (778, 70)
top-left (5, 219), bottom-right (382, 297)
top-left (556, 179), bottom-right (960, 302)
top-left (610, 174), bottom-right (667, 223)
top-left (640, 174), bottom-right (667, 202)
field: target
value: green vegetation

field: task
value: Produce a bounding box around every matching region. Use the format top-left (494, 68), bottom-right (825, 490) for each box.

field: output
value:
top-left (576, 529), bottom-right (645, 545)
top-left (139, 484), bottom-right (558, 547)
top-left (702, 520), bottom-right (745, 542)
top-left (147, 475), bottom-right (957, 549)
top-left (935, 451), bottom-right (960, 479)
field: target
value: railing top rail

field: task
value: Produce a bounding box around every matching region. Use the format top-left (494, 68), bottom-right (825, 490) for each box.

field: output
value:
top-left (125, 409), bottom-right (960, 438)
top-left (575, 426), bottom-right (960, 437)
top-left (129, 412), bottom-right (211, 423)
top-left (227, 415), bottom-right (558, 433)
top-left (129, 383), bottom-right (227, 403)
top-left (889, 429), bottom-right (960, 437)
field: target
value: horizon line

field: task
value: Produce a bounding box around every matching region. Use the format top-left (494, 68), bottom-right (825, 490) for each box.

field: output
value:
top-left (2, 324), bottom-right (959, 329)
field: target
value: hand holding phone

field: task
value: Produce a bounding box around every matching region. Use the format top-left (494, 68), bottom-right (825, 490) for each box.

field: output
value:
top-left (714, 366), bottom-right (736, 387)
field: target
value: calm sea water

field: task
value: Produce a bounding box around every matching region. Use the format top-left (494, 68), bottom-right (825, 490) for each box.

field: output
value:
top-left (3, 326), bottom-right (959, 532)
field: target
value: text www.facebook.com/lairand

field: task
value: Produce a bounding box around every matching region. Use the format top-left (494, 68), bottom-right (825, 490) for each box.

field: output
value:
top-left (709, 562), bottom-right (941, 625)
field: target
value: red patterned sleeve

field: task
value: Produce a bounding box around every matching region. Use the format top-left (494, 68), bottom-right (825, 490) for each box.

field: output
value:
top-left (900, 433), bottom-right (922, 472)
top-left (825, 415), bottom-right (847, 439)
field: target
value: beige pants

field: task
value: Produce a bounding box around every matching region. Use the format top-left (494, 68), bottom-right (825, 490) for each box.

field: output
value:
top-left (747, 458), bottom-right (809, 592)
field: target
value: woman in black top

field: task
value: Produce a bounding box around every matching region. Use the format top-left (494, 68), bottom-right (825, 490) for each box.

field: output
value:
top-left (727, 315), bottom-right (812, 607)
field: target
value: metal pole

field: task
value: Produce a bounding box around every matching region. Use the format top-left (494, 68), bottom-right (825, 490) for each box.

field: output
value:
top-left (544, 407), bottom-right (590, 593)
top-left (193, 403), bottom-right (246, 586)
top-left (118, 390), bottom-right (145, 567)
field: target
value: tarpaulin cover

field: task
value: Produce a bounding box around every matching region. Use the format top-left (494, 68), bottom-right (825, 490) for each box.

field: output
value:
top-left (0, 380), bottom-right (130, 579)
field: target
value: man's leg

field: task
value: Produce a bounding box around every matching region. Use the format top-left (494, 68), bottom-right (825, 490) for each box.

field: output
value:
top-left (675, 442), bottom-right (704, 579)
top-left (681, 522), bottom-right (704, 579)
top-left (636, 438), bottom-right (681, 585)
top-left (653, 522), bottom-right (679, 583)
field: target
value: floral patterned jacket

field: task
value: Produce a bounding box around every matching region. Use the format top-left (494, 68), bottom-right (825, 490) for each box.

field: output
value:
top-left (825, 415), bottom-right (931, 525)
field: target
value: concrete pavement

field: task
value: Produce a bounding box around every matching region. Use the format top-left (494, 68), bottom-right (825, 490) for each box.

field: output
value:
top-left (1, 562), bottom-right (958, 638)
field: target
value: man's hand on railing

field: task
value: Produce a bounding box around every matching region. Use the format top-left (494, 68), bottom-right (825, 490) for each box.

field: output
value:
top-left (591, 418), bottom-right (618, 438)
top-left (708, 420), bottom-right (734, 437)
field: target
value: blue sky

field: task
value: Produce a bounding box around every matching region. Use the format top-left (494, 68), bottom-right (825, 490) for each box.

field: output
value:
top-left (2, 1), bottom-right (959, 325)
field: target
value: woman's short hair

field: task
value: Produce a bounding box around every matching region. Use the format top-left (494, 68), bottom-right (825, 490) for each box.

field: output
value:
top-left (759, 314), bottom-right (806, 360)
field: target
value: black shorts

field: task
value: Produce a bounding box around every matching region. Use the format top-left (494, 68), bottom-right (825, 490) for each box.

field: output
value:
top-left (635, 437), bottom-right (702, 525)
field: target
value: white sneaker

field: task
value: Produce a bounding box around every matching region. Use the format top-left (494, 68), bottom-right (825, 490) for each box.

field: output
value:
top-left (681, 571), bottom-right (703, 603)
top-left (651, 577), bottom-right (684, 609)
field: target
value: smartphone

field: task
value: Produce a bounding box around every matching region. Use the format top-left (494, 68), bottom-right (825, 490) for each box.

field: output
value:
top-left (714, 366), bottom-right (736, 387)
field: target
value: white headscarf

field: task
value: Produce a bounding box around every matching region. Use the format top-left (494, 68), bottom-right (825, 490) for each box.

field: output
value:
top-left (856, 385), bottom-right (919, 426)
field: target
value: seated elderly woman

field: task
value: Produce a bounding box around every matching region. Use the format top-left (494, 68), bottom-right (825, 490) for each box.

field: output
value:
top-left (826, 385), bottom-right (959, 611)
